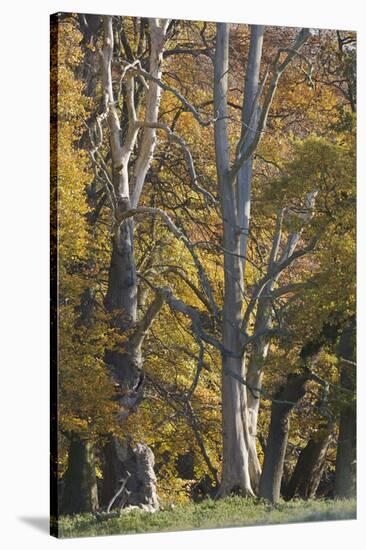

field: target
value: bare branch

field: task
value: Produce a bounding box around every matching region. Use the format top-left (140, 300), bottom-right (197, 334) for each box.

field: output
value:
top-left (223, 367), bottom-right (307, 406)
top-left (117, 206), bottom-right (219, 318)
top-left (138, 121), bottom-right (218, 206)
top-left (107, 472), bottom-right (131, 513)
top-left (241, 237), bottom-right (317, 336)
top-left (187, 339), bottom-right (205, 399)
top-left (130, 293), bottom-right (166, 349)
top-left (230, 28), bottom-right (311, 180)
top-left (125, 63), bottom-right (214, 127)
top-left (186, 401), bottom-right (220, 485)
top-left (269, 281), bottom-right (316, 299)
top-left (149, 264), bottom-right (213, 312)
top-left (130, 20), bottom-right (170, 208)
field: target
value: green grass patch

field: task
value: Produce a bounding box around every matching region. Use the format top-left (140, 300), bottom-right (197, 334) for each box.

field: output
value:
top-left (55, 497), bottom-right (356, 539)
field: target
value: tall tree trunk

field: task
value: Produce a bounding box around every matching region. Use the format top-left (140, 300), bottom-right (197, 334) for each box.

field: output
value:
top-left (212, 24), bottom-right (310, 497)
top-left (59, 289), bottom-right (101, 515)
top-left (334, 402), bottom-right (356, 498)
top-left (101, 216), bottom-right (165, 508)
top-left (214, 23), bottom-right (253, 498)
top-left (101, 219), bottom-right (142, 505)
top-left (259, 369), bottom-right (310, 503)
top-left (285, 422), bottom-right (334, 500)
top-left (334, 322), bottom-right (356, 498)
top-left (219, 356), bottom-right (253, 496)
top-left (77, 14), bottom-right (102, 97)
top-left (60, 433), bottom-right (98, 515)
top-left (235, 25), bottom-right (264, 493)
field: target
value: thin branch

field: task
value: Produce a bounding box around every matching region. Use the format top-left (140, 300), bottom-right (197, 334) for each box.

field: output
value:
top-left (124, 63), bottom-right (214, 127)
top-left (137, 121), bottom-right (218, 206)
top-left (187, 339), bottom-right (205, 399)
top-left (117, 206), bottom-right (219, 319)
top-left (241, 237), bottom-right (317, 336)
top-left (107, 472), bottom-right (131, 513)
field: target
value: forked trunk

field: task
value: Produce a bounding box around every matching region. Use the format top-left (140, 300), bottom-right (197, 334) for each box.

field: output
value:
top-left (236, 26), bottom-right (264, 494)
top-left (98, 17), bottom-right (169, 511)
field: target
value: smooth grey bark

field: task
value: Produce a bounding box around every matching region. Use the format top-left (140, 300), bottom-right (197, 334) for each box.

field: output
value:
top-left (334, 322), bottom-right (356, 499)
top-left (213, 24), bottom-right (311, 497)
top-left (214, 23), bottom-right (253, 497)
top-left (246, 310), bottom-right (270, 491)
top-left (60, 433), bottom-right (99, 515)
top-left (235, 27), bottom-right (264, 492)
top-left (237, 25), bottom-right (264, 264)
top-left (285, 422), bottom-right (334, 500)
top-left (259, 369), bottom-right (310, 503)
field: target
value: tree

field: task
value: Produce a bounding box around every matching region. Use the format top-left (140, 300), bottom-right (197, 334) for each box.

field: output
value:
top-left (285, 420), bottom-right (335, 500)
top-left (51, 15), bottom-right (119, 515)
top-left (213, 22), bottom-right (311, 496)
top-left (86, 16), bottom-right (171, 509)
top-left (53, 14), bottom-right (356, 512)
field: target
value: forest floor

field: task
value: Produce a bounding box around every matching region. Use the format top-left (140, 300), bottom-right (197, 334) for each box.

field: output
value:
top-left (55, 496), bottom-right (356, 538)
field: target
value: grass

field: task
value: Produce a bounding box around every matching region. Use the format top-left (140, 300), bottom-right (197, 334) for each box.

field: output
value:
top-left (55, 497), bottom-right (356, 538)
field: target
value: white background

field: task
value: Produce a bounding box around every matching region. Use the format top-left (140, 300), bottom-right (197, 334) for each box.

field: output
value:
top-left (0, 0), bottom-right (364, 548)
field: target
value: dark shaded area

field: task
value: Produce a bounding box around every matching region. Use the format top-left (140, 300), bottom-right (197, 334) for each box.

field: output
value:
top-left (259, 368), bottom-right (311, 503)
top-left (335, 321), bottom-right (356, 498)
top-left (285, 422), bottom-right (334, 500)
top-left (60, 434), bottom-right (99, 515)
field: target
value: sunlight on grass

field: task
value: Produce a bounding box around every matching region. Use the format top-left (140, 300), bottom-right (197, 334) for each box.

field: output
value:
top-left (55, 497), bottom-right (356, 538)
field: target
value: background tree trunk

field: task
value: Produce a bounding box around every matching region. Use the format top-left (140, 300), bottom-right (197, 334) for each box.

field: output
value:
top-left (60, 433), bottom-right (98, 515)
top-left (285, 422), bottom-right (334, 500)
top-left (334, 404), bottom-right (356, 498)
top-left (334, 322), bottom-right (356, 498)
top-left (259, 369), bottom-right (310, 503)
